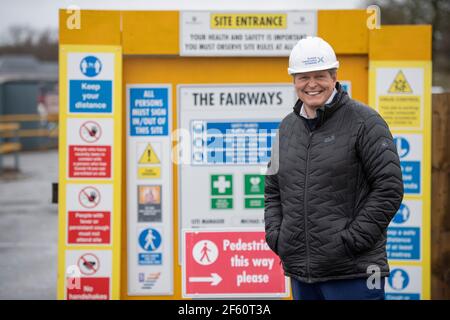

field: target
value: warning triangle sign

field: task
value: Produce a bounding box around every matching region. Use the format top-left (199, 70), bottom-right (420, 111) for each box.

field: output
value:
top-left (388, 70), bottom-right (413, 94)
top-left (139, 143), bottom-right (160, 164)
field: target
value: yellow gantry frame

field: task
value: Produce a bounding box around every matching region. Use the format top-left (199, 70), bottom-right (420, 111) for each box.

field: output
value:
top-left (58, 9), bottom-right (432, 300)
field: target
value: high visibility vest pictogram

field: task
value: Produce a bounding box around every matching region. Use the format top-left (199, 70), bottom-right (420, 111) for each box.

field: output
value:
top-left (388, 70), bottom-right (413, 93)
top-left (138, 143), bottom-right (160, 164)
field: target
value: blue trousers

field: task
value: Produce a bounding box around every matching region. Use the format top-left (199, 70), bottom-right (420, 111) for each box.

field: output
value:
top-left (291, 277), bottom-right (385, 300)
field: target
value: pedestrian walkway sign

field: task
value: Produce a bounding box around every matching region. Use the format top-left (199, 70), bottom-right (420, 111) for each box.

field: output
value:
top-left (182, 230), bottom-right (288, 298)
top-left (138, 228), bottom-right (162, 252)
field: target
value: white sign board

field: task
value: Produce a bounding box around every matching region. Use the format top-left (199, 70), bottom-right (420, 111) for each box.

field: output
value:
top-left (178, 84), bottom-right (295, 231)
top-left (180, 11), bottom-right (317, 56)
top-left (126, 84), bottom-right (173, 295)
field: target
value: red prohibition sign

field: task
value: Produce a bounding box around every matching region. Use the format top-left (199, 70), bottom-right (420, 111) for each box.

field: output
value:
top-left (77, 253), bottom-right (100, 276)
top-left (78, 186), bottom-right (101, 209)
top-left (79, 121), bottom-right (102, 143)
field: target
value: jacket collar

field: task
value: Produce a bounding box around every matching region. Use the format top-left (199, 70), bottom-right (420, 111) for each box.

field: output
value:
top-left (293, 82), bottom-right (349, 127)
top-left (299, 88), bottom-right (337, 119)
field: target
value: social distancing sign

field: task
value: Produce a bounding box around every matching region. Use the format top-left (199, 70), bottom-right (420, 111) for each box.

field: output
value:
top-left (66, 183), bottom-right (113, 246)
top-left (65, 250), bottom-right (112, 300)
top-left (66, 118), bottom-right (114, 179)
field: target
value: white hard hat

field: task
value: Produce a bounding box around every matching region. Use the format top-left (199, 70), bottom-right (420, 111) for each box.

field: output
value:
top-left (288, 36), bottom-right (339, 75)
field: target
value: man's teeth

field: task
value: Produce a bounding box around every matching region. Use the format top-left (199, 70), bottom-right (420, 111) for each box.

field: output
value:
top-left (306, 91), bottom-right (321, 96)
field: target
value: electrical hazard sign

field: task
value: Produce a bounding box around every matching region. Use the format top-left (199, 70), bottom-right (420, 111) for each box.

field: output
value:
top-left (182, 229), bottom-right (288, 298)
top-left (388, 70), bottom-right (413, 94)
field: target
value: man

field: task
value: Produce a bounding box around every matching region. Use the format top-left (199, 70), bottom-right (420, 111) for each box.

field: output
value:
top-left (264, 36), bottom-right (404, 300)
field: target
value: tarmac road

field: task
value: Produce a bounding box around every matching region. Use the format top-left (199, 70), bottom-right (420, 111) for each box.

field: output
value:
top-left (0, 150), bottom-right (58, 299)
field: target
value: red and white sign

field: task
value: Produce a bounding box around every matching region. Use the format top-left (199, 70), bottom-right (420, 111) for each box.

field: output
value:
top-left (66, 277), bottom-right (110, 300)
top-left (66, 184), bottom-right (113, 246)
top-left (68, 145), bottom-right (111, 178)
top-left (67, 118), bottom-right (113, 179)
top-left (65, 250), bottom-right (112, 300)
top-left (182, 229), bottom-right (288, 298)
top-left (68, 211), bottom-right (111, 245)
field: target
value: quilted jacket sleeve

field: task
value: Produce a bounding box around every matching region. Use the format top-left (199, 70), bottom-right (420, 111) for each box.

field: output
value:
top-left (341, 114), bottom-right (404, 255)
top-left (264, 130), bottom-right (283, 255)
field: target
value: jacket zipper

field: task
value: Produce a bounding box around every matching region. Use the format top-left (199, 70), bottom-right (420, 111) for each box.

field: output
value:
top-left (304, 131), bottom-right (313, 283)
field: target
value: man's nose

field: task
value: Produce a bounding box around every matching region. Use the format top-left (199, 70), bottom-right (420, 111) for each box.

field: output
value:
top-left (305, 79), bottom-right (318, 88)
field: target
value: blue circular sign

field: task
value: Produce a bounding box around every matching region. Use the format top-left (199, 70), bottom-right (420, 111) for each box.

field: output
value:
top-left (80, 56), bottom-right (102, 77)
top-left (388, 269), bottom-right (409, 291)
top-left (393, 137), bottom-right (410, 158)
top-left (138, 228), bottom-right (161, 252)
top-left (393, 203), bottom-right (410, 224)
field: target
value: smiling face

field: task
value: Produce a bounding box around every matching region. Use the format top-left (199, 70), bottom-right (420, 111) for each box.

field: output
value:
top-left (293, 69), bottom-right (337, 109)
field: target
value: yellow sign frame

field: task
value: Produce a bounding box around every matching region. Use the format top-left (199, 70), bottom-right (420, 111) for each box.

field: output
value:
top-left (370, 60), bottom-right (432, 299)
top-left (57, 45), bottom-right (122, 300)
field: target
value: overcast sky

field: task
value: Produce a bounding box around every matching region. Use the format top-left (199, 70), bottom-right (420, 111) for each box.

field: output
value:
top-left (0, 0), bottom-right (365, 39)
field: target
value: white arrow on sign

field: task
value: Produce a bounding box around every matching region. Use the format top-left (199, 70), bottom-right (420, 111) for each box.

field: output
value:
top-left (188, 273), bottom-right (222, 286)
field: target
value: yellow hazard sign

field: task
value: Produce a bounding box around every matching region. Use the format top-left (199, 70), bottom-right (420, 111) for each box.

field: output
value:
top-left (388, 70), bottom-right (413, 94)
top-left (138, 143), bottom-right (160, 164)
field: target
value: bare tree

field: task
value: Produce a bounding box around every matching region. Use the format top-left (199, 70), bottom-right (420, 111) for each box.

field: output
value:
top-left (0, 25), bottom-right (58, 61)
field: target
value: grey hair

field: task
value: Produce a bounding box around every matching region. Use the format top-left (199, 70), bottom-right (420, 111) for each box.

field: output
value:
top-left (327, 68), bottom-right (337, 78)
top-left (292, 68), bottom-right (338, 81)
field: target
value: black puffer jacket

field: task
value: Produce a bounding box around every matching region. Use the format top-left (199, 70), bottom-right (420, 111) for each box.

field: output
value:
top-left (264, 83), bottom-right (403, 283)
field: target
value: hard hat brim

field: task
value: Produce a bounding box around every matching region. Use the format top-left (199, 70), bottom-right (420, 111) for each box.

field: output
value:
top-left (288, 61), bottom-right (339, 75)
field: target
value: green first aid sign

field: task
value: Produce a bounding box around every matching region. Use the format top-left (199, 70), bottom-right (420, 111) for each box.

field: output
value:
top-left (244, 174), bottom-right (265, 195)
top-left (211, 174), bottom-right (233, 196)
